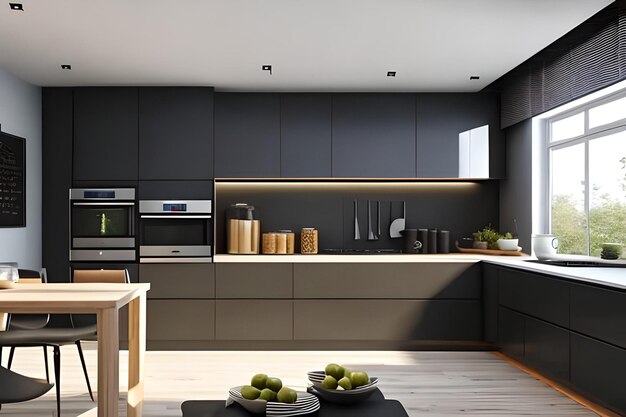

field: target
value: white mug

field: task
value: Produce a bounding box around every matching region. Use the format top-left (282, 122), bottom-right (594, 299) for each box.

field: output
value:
top-left (532, 234), bottom-right (559, 260)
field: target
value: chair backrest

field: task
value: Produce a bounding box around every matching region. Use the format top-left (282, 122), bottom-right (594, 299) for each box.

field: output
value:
top-left (72, 269), bottom-right (129, 284)
top-left (71, 269), bottom-right (130, 328)
top-left (6, 269), bottom-right (49, 331)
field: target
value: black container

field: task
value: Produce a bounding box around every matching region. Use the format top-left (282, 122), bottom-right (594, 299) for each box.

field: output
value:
top-left (402, 229), bottom-right (424, 254)
top-left (428, 229), bottom-right (438, 254)
top-left (437, 230), bottom-right (450, 254)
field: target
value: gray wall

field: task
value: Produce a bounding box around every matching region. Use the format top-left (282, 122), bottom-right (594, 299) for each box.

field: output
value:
top-left (0, 68), bottom-right (42, 269)
top-left (500, 119), bottom-right (532, 252)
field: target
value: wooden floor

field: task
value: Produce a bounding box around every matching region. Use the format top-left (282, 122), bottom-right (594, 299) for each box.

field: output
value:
top-left (1, 344), bottom-right (599, 417)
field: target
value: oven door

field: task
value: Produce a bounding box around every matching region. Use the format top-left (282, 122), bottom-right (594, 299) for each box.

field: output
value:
top-left (139, 215), bottom-right (212, 263)
top-left (71, 202), bottom-right (136, 248)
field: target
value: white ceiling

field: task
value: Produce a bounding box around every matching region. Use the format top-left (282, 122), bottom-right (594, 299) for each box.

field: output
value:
top-left (0, 0), bottom-right (613, 92)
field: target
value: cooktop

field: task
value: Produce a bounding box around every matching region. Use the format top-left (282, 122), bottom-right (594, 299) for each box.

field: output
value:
top-left (320, 248), bottom-right (403, 255)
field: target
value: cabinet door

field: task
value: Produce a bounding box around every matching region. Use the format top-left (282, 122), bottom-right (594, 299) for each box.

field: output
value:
top-left (571, 333), bottom-right (626, 414)
top-left (215, 300), bottom-right (293, 340)
top-left (73, 88), bottom-right (138, 181)
top-left (482, 264), bottom-right (498, 344)
top-left (214, 93), bottom-right (280, 178)
top-left (524, 317), bottom-right (569, 383)
top-left (331, 94), bottom-right (416, 178)
top-left (147, 300), bottom-right (215, 341)
top-left (499, 268), bottom-right (569, 328)
top-left (139, 263), bottom-right (215, 299)
top-left (280, 94), bottom-right (332, 177)
top-left (216, 264), bottom-right (292, 298)
top-left (416, 93), bottom-right (503, 178)
top-left (294, 300), bottom-right (480, 340)
top-left (294, 263), bottom-right (480, 299)
top-left (498, 307), bottom-right (524, 361)
top-left (570, 283), bottom-right (626, 349)
top-left (138, 87), bottom-right (213, 180)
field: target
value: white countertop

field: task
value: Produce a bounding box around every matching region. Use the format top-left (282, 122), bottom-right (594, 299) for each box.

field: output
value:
top-left (214, 253), bottom-right (626, 290)
top-left (485, 257), bottom-right (626, 290)
top-left (214, 253), bottom-right (487, 263)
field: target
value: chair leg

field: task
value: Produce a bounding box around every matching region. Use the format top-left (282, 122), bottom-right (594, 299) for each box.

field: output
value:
top-left (76, 341), bottom-right (94, 402)
top-left (53, 346), bottom-right (61, 417)
top-left (7, 346), bottom-right (15, 370)
top-left (43, 346), bottom-right (50, 383)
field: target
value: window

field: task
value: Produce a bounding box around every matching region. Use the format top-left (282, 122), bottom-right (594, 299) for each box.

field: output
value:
top-left (544, 90), bottom-right (626, 257)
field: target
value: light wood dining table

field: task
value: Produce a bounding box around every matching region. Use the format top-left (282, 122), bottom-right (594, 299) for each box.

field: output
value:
top-left (0, 282), bottom-right (150, 417)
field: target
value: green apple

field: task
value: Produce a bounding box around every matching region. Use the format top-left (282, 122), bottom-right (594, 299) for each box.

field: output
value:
top-left (349, 371), bottom-right (369, 388)
top-left (266, 377), bottom-right (282, 392)
top-left (338, 376), bottom-right (352, 390)
top-left (251, 373), bottom-right (268, 390)
top-left (320, 375), bottom-right (338, 389)
top-left (241, 385), bottom-right (261, 400)
top-left (277, 387), bottom-right (298, 404)
top-left (324, 363), bottom-right (345, 381)
top-left (258, 388), bottom-right (277, 401)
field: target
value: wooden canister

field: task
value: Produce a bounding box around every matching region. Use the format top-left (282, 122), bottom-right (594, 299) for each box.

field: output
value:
top-left (238, 220), bottom-right (253, 254)
top-left (227, 219), bottom-right (240, 254)
top-left (275, 232), bottom-right (288, 254)
top-left (262, 232), bottom-right (277, 254)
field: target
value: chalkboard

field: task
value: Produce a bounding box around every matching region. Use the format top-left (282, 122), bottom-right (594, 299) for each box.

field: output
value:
top-left (0, 130), bottom-right (25, 227)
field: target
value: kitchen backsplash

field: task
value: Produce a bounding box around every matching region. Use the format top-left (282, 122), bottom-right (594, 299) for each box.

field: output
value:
top-left (215, 181), bottom-right (499, 254)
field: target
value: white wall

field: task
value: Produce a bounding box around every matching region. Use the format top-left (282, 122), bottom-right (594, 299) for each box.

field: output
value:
top-left (0, 68), bottom-right (42, 269)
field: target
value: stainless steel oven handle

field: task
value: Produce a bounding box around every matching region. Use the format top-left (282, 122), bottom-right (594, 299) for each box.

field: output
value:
top-left (73, 202), bottom-right (135, 206)
top-left (140, 215), bottom-right (212, 219)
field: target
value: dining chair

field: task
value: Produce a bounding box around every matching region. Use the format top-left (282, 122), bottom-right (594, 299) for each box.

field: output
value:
top-left (0, 365), bottom-right (54, 410)
top-left (1, 269), bottom-right (51, 382)
top-left (0, 268), bottom-right (130, 417)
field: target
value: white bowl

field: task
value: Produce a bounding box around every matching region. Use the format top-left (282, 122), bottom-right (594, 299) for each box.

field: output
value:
top-left (497, 238), bottom-right (519, 251)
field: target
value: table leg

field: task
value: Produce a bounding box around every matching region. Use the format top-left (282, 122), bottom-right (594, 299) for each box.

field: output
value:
top-left (97, 307), bottom-right (119, 417)
top-left (127, 294), bottom-right (146, 417)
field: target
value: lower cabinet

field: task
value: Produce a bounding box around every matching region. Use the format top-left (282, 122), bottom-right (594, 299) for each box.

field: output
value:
top-left (215, 300), bottom-right (293, 340)
top-left (498, 307), bottom-right (524, 361)
top-left (571, 333), bottom-right (626, 414)
top-left (524, 316), bottom-right (569, 383)
top-left (294, 300), bottom-right (481, 340)
top-left (147, 300), bottom-right (215, 341)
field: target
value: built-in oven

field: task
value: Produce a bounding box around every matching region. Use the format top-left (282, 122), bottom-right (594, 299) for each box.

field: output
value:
top-left (69, 188), bottom-right (136, 261)
top-left (139, 200), bottom-right (212, 263)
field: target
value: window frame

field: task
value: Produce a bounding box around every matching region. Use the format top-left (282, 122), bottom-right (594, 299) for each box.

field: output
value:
top-left (543, 88), bottom-right (626, 256)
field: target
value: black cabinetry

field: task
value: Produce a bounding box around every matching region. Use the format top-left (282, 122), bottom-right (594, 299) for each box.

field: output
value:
top-left (571, 333), bottom-right (626, 413)
top-left (73, 88), bottom-right (138, 181)
top-left (214, 93), bottom-right (281, 178)
top-left (416, 93), bottom-right (504, 178)
top-left (490, 265), bottom-right (626, 415)
top-left (331, 94), bottom-right (416, 178)
top-left (138, 88), bottom-right (214, 180)
top-left (280, 94), bottom-right (332, 177)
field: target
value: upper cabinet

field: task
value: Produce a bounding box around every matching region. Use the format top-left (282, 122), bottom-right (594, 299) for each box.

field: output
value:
top-left (416, 93), bottom-right (504, 178)
top-left (280, 94), bottom-right (332, 178)
top-left (138, 88), bottom-right (214, 180)
top-left (214, 94), bottom-right (281, 178)
top-left (331, 94), bottom-right (416, 178)
top-left (73, 88), bottom-right (139, 181)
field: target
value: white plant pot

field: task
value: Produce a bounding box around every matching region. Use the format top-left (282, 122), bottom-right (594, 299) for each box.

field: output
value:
top-left (497, 238), bottom-right (519, 251)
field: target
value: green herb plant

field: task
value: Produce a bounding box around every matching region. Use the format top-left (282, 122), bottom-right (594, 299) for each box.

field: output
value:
top-left (473, 226), bottom-right (513, 250)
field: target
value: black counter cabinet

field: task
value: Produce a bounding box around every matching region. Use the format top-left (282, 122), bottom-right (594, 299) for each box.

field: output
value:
top-left (486, 264), bottom-right (626, 415)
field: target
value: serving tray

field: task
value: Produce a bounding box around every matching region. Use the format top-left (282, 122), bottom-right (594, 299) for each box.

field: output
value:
top-left (455, 242), bottom-right (527, 256)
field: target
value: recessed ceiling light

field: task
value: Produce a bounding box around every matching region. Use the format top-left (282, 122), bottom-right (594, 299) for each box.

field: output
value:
top-left (470, 75), bottom-right (480, 80)
top-left (9, 3), bottom-right (23, 11)
top-left (387, 71), bottom-right (396, 77)
top-left (262, 65), bottom-right (272, 75)
top-left (61, 65), bottom-right (72, 70)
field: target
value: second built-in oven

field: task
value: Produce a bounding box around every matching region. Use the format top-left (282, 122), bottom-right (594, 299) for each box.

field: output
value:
top-left (139, 200), bottom-right (212, 263)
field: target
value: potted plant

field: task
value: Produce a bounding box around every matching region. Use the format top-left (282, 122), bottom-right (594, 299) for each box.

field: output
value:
top-left (601, 243), bottom-right (622, 260)
top-left (472, 226), bottom-right (500, 249)
top-left (497, 232), bottom-right (519, 251)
